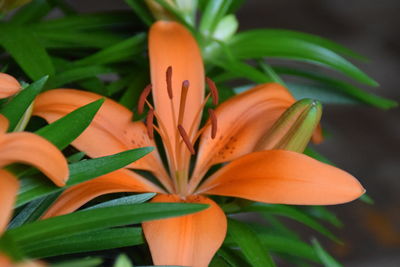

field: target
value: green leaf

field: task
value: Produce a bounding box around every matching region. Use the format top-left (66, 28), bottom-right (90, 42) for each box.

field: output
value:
top-left (214, 247), bottom-right (249, 267)
top-left (47, 65), bottom-right (112, 88)
top-left (286, 82), bottom-right (360, 105)
top-left (74, 34), bottom-right (146, 67)
top-left (32, 12), bottom-right (134, 32)
top-left (211, 58), bottom-right (270, 84)
top-left (8, 202), bottom-right (208, 244)
top-left (248, 224), bottom-right (320, 262)
top-left (0, 25), bottom-right (55, 80)
top-left (228, 219), bottom-right (275, 267)
top-left (153, 0), bottom-right (195, 31)
top-left (36, 99), bottom-right (104, 149)
top-left (303, 206), bottom-right (343, 228)
top-left (359, 194), bottom-right (374, 204)
top-left (275, 67), bottom-right (397, 109)
top-left (9, 193), bottom-right (61, 229)
top-left (0, 234), bottom-right (25, 261)
top-left (50, 258), bottom-right (103, 267)
top-left (124, 0), bottom-right (154, 26)
top-left (199, 0), bottom-right (232, 37)
top-left (311, 238), bottom-right (342, 267)
top-left (23, 228), bottom-right (143, 258)
top-left (16, 147), bottom-right (154, 206)
top-left (244, 203), bottom-right (340, 242)
top-left (36, 30), bottom-right (125, 49)
top-left (228, 30), bottom-right (378, 86)
top-left (67, 152), bottom-right (86, 163)
top-left (10, 0), bottom-right (52, 25)
top-left (251, 29), bottom-right (367, 61)
top-left (0, 76), bottom-right (47, 131)
top-left (114, 254), bottom-right (134, 267)
top-left (85, 193), bottom-right (156, 210)
top-left (258, 60), bottom-right (286, 85)
top-left (304, 147), bottom-right (333, 165)
top-left (119, 70), bottom-right (149, 110)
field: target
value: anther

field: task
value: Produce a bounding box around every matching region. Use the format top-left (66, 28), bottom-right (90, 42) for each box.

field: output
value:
top-left (206, 77), bottom-right (219, 105)
top-left (166, 66), bottom-right (173, 99)
top-left (208, 108), bottom-right (218, 139)
top-left (178, 80), bottom-right (190, 125)
top-left (138, 84), bottom-right (152, 115)
top-left (178, 124), bottom-right (195, 155)
top-left (146, 108), bottom-right (155, 139)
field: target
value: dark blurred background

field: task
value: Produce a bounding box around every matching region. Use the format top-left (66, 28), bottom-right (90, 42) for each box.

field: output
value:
top-left (69, 0), bottom-right (400, 265)
top-left (235, 1), bottom-right (400, 266)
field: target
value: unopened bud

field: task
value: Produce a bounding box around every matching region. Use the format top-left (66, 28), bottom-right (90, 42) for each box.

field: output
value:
top-left (256, 99), bottom-right (322, 153)
top-left (0, 73), bottom-right (21, 99)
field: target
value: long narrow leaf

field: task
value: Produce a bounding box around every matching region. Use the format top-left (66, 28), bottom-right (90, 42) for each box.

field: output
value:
top-left (16, 147), bottom-right (154, 206)
top-left (0, 26), bottom-right (54, 80)
top-left (311, 239), bottom-right (342, 267)
top-left (0, 76), bottom-right (47, 131)
top-left (36, 99), bottom-right (104, 149)
top-left (85, 193), bottom-right (156, 210)
top-left (47, 66), bottom-right (112, 88)
top-left (9, 193), bottom-right (61, 229)
top-left (275, 67), bottom-right (397, 109)
top-left (228, 30), bottom-right (377, 86)
top-left (8, 202), bottom-right (208, 244)
top-left (243, 203), bottom-right (339, 242)
top-left (74, 34), bottom-right (146, 67)
top-left (22, 227), bottom-right (144, 258)
top-left (228, 219), bottom-right (275, 267)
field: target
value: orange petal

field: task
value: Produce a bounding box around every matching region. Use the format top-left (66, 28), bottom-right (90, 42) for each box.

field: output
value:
top-left (0, 73), bottom-right (21, 99)
top-left (0, 170), bottom-right (19, 234)
top-left (149, 21), bottom-right (204, 146)
top-left (0, 132), bottom-right (68, 186)
top-left (33, 89), bottom-right (172, 191)
top-left (198, 150), bottom-right (365, 205)
top-left (143, 194), bottom-right (226, 267)
top-left (42, 169), bottom-right (162, 219)
top-left (189, 83), bottom-right (294, 191)
top-left (311, 123), bottom-right (324, 144)
top-left (0, 253), bottom-right (12, 267)
top-left (0, 114), bottom-right (9, 134)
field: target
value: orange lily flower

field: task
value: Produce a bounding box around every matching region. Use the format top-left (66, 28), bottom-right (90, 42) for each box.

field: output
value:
top-left (0, 114), bottom-right (68, 266)
top-left (0, 73), bottom-right (21, 99)
top-left (33, 21), bottom-right (364, 267)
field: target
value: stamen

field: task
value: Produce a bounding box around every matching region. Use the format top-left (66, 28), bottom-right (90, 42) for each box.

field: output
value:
top-left (208, 108), bottom-right (218, 139)
top-left (178, 125), bottom-right (195, 155)
top-left (206, 77), bottom-right (219, 105)
top-left (138, 84), bottom-right (152, 114)
top-left (166, 66), bottom-right (173, 99)
top-left (146, 108), bottom-right (154, 139)
top-left (178, 80), bottom-right (189, 125)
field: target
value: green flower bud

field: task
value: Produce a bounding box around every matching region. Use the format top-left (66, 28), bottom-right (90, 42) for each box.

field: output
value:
top-left (256, 98), bottom-right (322, 153)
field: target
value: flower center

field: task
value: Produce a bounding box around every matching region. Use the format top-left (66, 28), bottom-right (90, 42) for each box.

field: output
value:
top-left (138, 66), bottom-right (219, 195)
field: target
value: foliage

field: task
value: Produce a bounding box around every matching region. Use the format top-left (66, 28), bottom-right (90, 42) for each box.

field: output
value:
top-left (0, 0), bottom-right (395, 266)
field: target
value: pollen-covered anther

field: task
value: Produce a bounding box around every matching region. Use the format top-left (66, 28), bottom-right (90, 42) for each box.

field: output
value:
top-left (166, 66), bottom-right (173, 99)
top-left (208, 108), bottom-right (217, 139)
top-left (178, 124), bottom-right (195, 155)
top-left (146, 108), bottom-right (155, 139)
top-left (178, 80), bottom-right (190, 125)
top-left (138, 84), bottom-right (152, 114)
top-left (206, 77), bottom-right (219, 105)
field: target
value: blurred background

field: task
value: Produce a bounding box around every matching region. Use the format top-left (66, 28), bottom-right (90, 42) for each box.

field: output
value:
top-left (68, 0), bottom-right (400, 265)
top-left (235, 1), bottom-right (400, 266)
